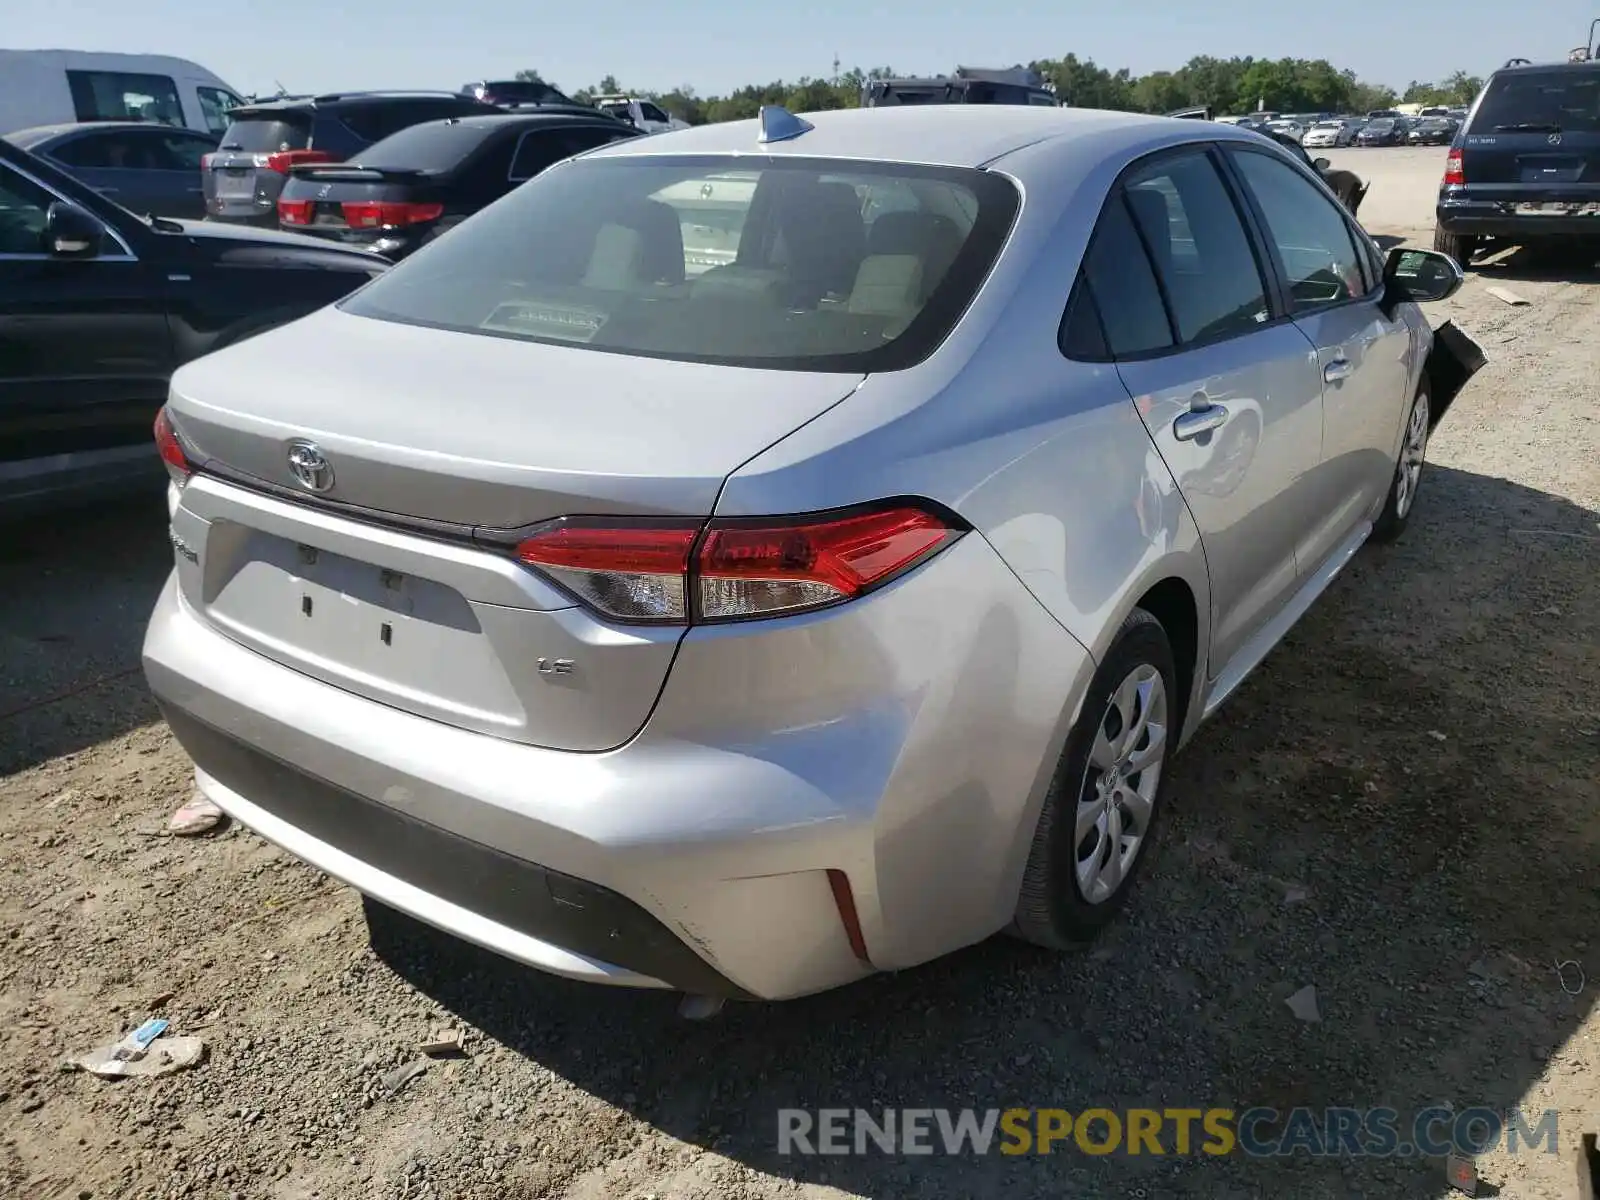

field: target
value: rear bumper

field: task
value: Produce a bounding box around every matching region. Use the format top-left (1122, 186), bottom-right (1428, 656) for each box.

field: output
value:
top-left (1438, 195), bottom-right (1600, 240)
top-left (160, 703), bottom-right (749, 996)
top-left (143, 522), bottom-right (1093, 999)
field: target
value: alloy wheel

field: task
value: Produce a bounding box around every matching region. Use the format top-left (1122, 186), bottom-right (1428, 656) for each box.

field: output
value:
top-left (1075, 664), bottom-right (1168, 904)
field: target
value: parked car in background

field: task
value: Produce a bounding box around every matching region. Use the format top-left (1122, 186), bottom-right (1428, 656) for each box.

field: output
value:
top-left (278, 111), bottom-right (641, 259)
top-left (203, 91), bottom-right (502, 227)
top-left (1367, 108), bottom-right (1403, 120)
top-left (859, 66), bottom-right (1060, 108)
top-left (1263, 119), bottom-right (1306, 142)
top-left (458, 79), bottom-right (579, 107)
top-left (1303, 119), bottom-right (1357, 148)
top-left (1407, 117), bottom-right (1458, 145)
top-left (5, 121), bottom-right (218, 218)
top-left (591, 94), bottom-right (689, 133)
top-left (142, 105), bottom-right (1480, 1005)
top-left (1435, 49), bottom-right (1600, 264)
top-left (0, 50), bottom-right (244, 137)
top-left (0, 137), bottom-right (387, 517)
top-left (1357, 118), bottom-right (1405, 146)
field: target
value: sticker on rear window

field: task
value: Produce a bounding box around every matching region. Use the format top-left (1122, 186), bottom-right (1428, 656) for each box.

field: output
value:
top-left (480, 301), bottom-right (607, 342)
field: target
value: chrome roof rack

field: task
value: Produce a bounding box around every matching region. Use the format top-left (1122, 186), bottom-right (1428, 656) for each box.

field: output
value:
top-left (757, 105), bottom-right (813, 144)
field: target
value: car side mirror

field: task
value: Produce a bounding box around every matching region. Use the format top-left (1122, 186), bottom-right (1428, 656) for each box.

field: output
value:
top-left (45, 201), bottom-right (105, 259)
top-left (1312, 156), bottom-right (1331, 170)
top-left (1384, 246), bottom-right (1464, 305)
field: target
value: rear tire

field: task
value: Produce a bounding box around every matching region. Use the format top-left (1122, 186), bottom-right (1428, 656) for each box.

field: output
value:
top-left (1012, 608), bottom-right (1177, 949)
top-left (1432, 227), bottom-right (1478, 266)
top-left (1371, 383), bottom-right (1431, 544)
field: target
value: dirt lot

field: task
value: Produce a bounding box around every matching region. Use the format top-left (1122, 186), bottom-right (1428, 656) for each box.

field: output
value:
top-left (2, 145), bottom-right (1597, 1200)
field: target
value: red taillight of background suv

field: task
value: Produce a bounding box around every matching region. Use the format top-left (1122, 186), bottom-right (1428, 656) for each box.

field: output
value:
top-left (513, 503), bottom-right (964, 625)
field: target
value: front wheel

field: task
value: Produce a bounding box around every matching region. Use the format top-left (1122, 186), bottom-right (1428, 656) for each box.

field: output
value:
top-left (1372, 384), bottom-right (1430, 543)
top-left (1012, 608), bottom-right (1178, 949)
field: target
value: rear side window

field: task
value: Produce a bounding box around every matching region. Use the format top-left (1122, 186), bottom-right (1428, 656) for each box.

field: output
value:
top-left (341, 155), bottom-right (1020, 372)
top-left (221, 115), bottom-right (311, 153)
top-left (508, 127), bottom-right (633, 180)
top-left (1077, 195), bottom-right (1173, 357)
top-left (67, 70), bottom-right (185, 126)
top-left (337, 100), bottom-right (486, 144)
top-left (1124, 151), bottom-right (1270, 346)
top-left (639, 102), bottom-right (670, 124)
top-left (1470, 69), bottom-right (1600, 133)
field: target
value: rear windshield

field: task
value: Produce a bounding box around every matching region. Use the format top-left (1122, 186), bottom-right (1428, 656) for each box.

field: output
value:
top-left (341, 155), bottom-right (1020, 372)
top-left (1471, 69), bottom-right (1600, 133)
top-left (221, 114), bottom-right (311, 153)
top-left (354, 120), bottom-right (501, 170)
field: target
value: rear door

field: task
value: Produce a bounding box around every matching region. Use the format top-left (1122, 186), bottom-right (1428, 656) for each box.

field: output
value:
top-left (1096, 146), bottom-right (1325, 672)
top-left (1460, 66), bottom-right (1600, 206)
top-left (1224, 143), bottom-right (1412, 567)
top-left (0, 159), bottom-right (170, 504)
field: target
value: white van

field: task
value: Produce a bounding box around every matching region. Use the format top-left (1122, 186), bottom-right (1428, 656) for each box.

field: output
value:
top-left (0, 50), bottom-right (245, 137)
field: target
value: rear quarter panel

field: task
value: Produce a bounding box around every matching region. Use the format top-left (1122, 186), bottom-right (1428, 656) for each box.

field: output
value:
top-left (718, 125), bottom-right (1214, 734)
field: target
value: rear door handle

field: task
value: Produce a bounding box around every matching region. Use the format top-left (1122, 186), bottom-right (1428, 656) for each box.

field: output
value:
top-left (1323, 358), bottom-right (1353, 383)
top-left (1173, 404), bottom-right (1229, 441)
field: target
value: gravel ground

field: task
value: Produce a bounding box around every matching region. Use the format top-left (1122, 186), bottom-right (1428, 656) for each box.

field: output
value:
top-left (2, 145), bottom-right (1597, 1200)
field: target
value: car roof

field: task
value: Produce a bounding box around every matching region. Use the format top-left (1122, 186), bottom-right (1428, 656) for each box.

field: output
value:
top-left (443, 111), bottom-right (625, 128)
top-left (581, 104), bottom-right (1220, 170)
top-left (1493, 58), bottom-right (1600, 75)
top-left (6, 120), bottom-right (213, 143)
top-left (231, 92), bottom-right (490, 116)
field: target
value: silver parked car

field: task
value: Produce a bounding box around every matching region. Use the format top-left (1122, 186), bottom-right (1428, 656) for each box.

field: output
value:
top-left (143, 105), bottom-right (1482, 1003)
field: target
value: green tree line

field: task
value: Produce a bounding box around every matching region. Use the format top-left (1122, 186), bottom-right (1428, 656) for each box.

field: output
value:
top-left (517, 57), bottom-right (1484, 125)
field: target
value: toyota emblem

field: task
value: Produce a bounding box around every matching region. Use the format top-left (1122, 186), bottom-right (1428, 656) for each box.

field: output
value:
top-left (286, 440), bottom-right (334, 492)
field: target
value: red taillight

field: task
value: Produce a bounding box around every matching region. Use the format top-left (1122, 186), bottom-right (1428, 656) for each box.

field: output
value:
top-left (261, 149), bottom-right (335, 173)
top-left (1443, 149), bottom-right (1465, 186)
top-left (515, 520), bottom-right (701, 622)
top-left (278, 199), bottom-right (313, 225)
top-left (512, 504), bottom-right (962, 625)
top-left (697, 506), bottom-right (958, 620)
top-left (341, 201), bottom-right (445, 229)
top-left (200, 152), bottom-right (215, 170)
top-left (153, 406), bottom-right (193, 484)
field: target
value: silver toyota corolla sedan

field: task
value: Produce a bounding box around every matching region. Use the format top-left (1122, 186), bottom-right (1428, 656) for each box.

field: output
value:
top-left (143, 104), bottom-right (1482, 1004)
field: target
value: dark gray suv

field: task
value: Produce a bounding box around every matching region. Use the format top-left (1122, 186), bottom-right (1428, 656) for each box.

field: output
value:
top-left (202, 91), bottom-right (500, 226)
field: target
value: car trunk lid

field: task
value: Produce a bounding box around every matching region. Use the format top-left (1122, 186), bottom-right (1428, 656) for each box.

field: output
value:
top-left (163, 307), bottom-right (865, 751)
top-left (277, 165), bottom-right (438, 242)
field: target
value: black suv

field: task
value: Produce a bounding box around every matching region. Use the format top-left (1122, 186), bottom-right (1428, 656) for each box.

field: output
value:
top-left (860, 66), bottom-right (1060, 107)
top-left (277, 111), bottom-right (640, 260)
top-left (459, 79), bottom-right (579, 107)
top-left (1434, 37), bottom-right (1600, 264)
top-left (203, 91), bottom-right (502, 227)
